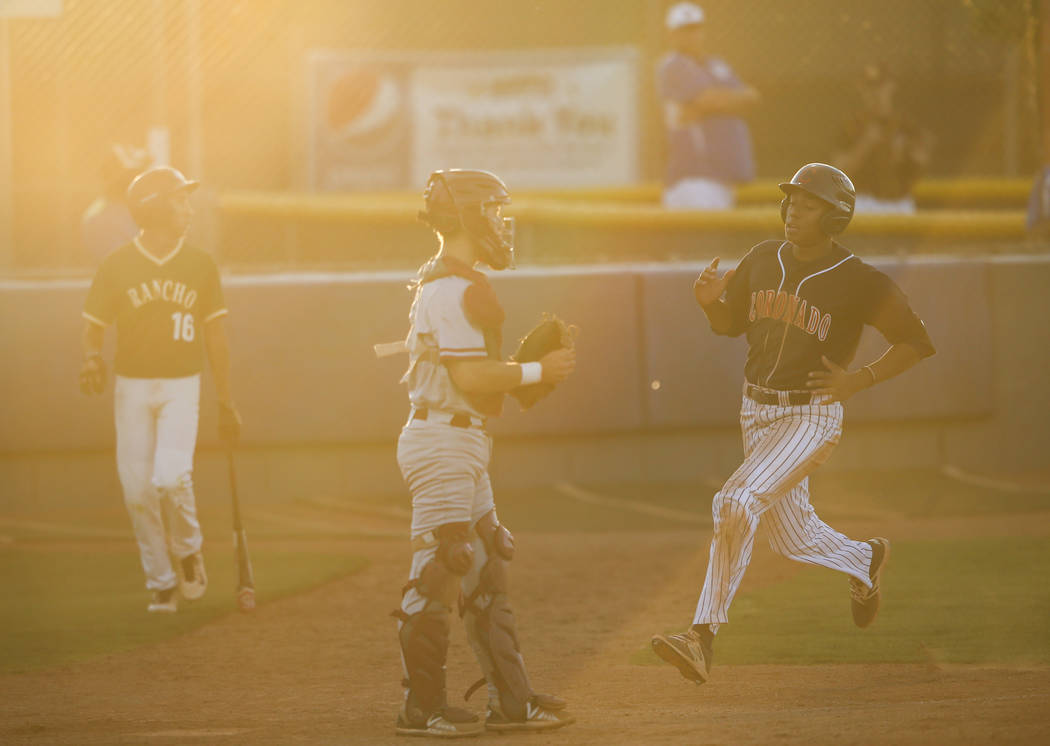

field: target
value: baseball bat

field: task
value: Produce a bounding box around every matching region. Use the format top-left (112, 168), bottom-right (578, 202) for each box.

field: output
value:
top-left (227, 448), bottom-right (256, 612)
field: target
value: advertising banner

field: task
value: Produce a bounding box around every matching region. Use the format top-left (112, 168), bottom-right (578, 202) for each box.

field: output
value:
top-left (307, 48), bottom-right (638, 191)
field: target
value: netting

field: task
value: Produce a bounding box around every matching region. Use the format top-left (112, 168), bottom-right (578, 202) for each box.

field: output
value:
top-left (2, 0), bottom-right (1042, 268)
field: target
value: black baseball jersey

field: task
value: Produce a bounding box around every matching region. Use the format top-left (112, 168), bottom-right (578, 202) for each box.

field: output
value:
top-left (719, 239), bottom-right (934, 390)
top-left (82, 237), bottom-right (227, 378)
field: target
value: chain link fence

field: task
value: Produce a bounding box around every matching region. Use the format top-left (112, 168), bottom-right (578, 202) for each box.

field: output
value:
top-left (2, 0), bottom-right (1042, 269)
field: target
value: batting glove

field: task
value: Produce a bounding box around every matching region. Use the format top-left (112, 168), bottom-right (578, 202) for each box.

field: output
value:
top-left (78, 354), bottom-right (106, 395)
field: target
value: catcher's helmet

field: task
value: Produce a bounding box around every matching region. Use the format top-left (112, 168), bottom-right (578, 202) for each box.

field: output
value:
top-left (779, 163), bottom-right (855, 235)
top-left (126, 166), bottom-right (199, 230)
top-left (419, 169), bottom-right (514, 270)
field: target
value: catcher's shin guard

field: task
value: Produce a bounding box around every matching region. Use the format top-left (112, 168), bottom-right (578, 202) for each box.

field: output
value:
top-left (396, 600), bottom-right (452, 725)
top-left (394, 522), bottom-right (474, 727)
top-left (461, 511), bottom-right (534, 721)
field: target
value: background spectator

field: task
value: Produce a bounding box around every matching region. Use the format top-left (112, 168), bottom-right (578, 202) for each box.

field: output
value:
top-left (656, 2), bottom-right (759, 210)
top-left (833, 64), bottom-right (935, 214)
top-left (80, 144), bottom-right (150, 263)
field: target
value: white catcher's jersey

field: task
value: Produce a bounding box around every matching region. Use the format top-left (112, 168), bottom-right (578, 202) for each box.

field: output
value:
top-left (401, 276), bottom-right (490, 420)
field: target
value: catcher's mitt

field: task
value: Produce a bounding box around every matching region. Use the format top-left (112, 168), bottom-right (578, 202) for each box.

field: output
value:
top-left (509, 314), bottom-right (575, 410)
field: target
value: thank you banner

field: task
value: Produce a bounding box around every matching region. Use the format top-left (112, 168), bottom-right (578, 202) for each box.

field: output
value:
top-left (306, 48), bottom-right (638, 190)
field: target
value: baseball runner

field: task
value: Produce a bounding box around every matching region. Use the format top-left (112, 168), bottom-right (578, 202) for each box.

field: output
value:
top-left (79, 166), bottom-right (241, 614)
top-left (392, 169), bottom-right (576, 737)
top-left (651, 163), bottom-right (935, 684)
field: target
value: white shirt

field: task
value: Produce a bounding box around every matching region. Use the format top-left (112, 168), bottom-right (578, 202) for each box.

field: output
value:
top-left (401, 276), bottom-right (490, 418)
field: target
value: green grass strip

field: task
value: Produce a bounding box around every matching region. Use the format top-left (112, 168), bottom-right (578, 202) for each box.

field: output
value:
top-left (640, 536), bottom-right (1050, 666)
top-left (0, 548), bottom-right (367, 673)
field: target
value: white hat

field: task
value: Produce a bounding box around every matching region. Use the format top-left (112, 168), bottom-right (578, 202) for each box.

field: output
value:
top-left (666, 2), bottom-right (705, 30)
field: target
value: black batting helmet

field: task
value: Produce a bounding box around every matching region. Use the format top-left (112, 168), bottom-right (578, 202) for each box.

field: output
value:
top-left (419, 169), bottom-right (514, 270)
top-left (126, 166), bottom-right (199, 229)
top-left (779, 163), bottom-right (856, 235)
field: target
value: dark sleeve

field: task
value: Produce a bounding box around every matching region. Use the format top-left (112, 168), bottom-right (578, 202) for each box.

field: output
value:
top-left (200, 254), bottom-right (228, 323)
top-left (864, 270), bottom-right (935, 359)
top-left (719, 249), bottom-right (755, 337)
top-left (82, 259), bottom-right (118, 327)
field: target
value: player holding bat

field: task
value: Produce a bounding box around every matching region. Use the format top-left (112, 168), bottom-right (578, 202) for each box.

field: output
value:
top-left (79, 166), bottom-right (242, 614)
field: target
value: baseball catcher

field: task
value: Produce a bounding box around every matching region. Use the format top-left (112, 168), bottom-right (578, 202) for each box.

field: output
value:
top-left (392, 169), bottom-right (576, 737)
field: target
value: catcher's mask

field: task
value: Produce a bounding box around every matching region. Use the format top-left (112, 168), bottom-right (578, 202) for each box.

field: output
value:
top-left (418, 169), bottom-right (515, 270)
top-left (126, 166), bottom-right (199, 231)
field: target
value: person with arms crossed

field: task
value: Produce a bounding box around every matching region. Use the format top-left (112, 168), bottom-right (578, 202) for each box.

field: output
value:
top-left (81, 144), bottom-right (151, 264)
top-left (651, 163), bottom-right (935, 685)
top-left (79, 166), bottom-right (241, 614)
top-left (657, 1), bottom-right (759, 210)
top-left (392, 169), bottom-right (576, 737)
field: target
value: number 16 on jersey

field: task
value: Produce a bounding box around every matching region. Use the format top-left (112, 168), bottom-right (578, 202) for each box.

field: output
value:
top-left (171, 312), bottom-right (195, 341)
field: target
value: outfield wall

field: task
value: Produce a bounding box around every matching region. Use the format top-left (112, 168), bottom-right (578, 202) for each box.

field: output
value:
top-left (216, 190), bottom-right (1034, 269)
top-left (1, 255), bottom-right (1047, 509)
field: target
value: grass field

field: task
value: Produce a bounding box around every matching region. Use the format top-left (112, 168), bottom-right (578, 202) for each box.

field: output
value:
top-left (3, 468), bottom-right (1048, 674)
top-left (2, 467), bottom-right (1049, 744)
top-left (0, 548), bottom-right (367, 673)
top-left (642, 536), bottom-right (1050, 666)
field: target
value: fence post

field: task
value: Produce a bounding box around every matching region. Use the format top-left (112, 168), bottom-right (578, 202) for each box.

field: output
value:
top-left (0, 19), bottom-right (13, 268)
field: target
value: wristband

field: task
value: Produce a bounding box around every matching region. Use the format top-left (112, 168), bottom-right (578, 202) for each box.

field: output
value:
top-left (519, 362), bottom-right (543, 386)
top-left (863, 365), bottom-right (877, 386)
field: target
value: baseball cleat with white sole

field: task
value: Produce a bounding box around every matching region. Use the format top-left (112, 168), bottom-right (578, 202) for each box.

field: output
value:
top-left (147, 587), bottom-right (178, 613)
top-left (851, 537), bottom-right (890, 628)
top-left (651, 627), bottom-right (713, 685)
top-left (178, 552), bottom-right (207, 601)
top-left (395, 705), bottom-right (483, 738)
top-left (485, 695), bottom-right (575, 732)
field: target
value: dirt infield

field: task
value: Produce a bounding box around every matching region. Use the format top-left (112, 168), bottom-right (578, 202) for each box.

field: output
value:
top-left (3, 508), bottom-right (1049, 745)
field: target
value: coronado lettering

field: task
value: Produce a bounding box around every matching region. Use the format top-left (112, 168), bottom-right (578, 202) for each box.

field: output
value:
top-left (126, 279), bottom-right (197, 310)
top-left (748, 289), bottom-right (832, 341)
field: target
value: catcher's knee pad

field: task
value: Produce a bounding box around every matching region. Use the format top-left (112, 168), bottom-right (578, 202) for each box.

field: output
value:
top-left (475, 510), bottom-right (515, 561)
top-left (461, 511), bottom-right (532, 721)
top-left (395, 600), bottom-right (452, 725)
top-left (434, 521), bottom-right (475, 575)
top-left (461, 511), bottom-right (514, 611)
top-left (401, 521), bottom-right (475, 610)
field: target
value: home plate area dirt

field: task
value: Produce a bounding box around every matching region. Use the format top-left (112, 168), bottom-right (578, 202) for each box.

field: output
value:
top-left (2, 524), bottom-right (1048, 745)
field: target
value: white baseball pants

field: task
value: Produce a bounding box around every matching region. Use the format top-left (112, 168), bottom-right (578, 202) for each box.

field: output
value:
top-left (114, 374), bottom-right (203, 591)
top-left (396, 418), bottom-right (496, 617)
top-left (662, 177), bottom-right (735, 210)
top-left (693, 386), bottom-right (874, 628)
